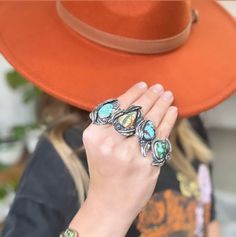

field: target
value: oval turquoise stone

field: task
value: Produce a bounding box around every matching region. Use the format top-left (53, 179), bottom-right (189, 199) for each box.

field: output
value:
top-left (155, 140), bottom-right (169, 159)
top-left (98, 103), bottom-right (113, 118)
top-left (143, 121), bottom-right (155, 140)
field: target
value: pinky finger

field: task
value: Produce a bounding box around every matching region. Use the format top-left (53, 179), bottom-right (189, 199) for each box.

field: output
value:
top-left (156, 106), bottom-right (178, 138)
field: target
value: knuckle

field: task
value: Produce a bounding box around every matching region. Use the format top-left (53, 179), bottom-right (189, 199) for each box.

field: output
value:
top-left (161, 121), bottom-right (172, 130)
top-left (82, 127), bottom-right (93, 143)
top-left (148, 110), bottom-right (162, 124)
top-left (145, 90), bottom-right (156, 101)
top-left (99, 136), bottom-right (114, 156)
top-left (158, 125), bottom-right (170, 138)
top-left (153, 109), bottom-right (162, 119)
top-left (158, 129), bottom-right (169, 138)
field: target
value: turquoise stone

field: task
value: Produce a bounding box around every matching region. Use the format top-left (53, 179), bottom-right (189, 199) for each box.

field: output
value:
top-left (143, 121), bottom-right (155, 141)
top-left (157, 142), bottom-right (165, 158)
top-left (155, 140), bottom-right (169, 159)
top-left (64, 229), bottom-right (77, 237)
top-left (98, 103), bottom-right (113, 118)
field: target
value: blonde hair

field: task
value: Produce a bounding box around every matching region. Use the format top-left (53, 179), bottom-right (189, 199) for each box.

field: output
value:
top-left (44, 101), bottom-right (212, 204)
top-left (169, 119), bottom-right (212, 181)
top-left (48, 114), bottom-right (90, 205)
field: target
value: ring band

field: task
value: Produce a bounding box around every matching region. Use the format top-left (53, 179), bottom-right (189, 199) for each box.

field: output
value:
top-left (113, 105), bottom-right (143, 137)
top-left (136, 119), bottom-right (156, 157)
top-left (89, 98), bottom-right (120, 125)
top-left (151, 138), bottom-right (172, 167)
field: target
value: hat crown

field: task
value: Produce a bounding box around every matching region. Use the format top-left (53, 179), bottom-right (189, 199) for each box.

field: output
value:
top-left (61, 1), bottom-right (192, 40)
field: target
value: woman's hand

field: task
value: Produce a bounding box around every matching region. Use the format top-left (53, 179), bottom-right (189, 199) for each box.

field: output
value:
top-left (70, 82), bottom-right (178, 237)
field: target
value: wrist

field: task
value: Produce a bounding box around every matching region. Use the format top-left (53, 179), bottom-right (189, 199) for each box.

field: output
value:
top-left (69, 196), bottom-right (136, 237)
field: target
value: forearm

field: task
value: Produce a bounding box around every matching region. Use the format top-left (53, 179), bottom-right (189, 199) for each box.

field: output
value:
top-left (69, 197), bottom-right (136, 237)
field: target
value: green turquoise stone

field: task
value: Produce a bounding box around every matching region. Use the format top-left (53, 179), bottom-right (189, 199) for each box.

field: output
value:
top-left (64, 229), bottom-right (77, 237)
top-left (98, 103), bottom-right (113, 118)
top-left (143, 121), bottom-right (155, 141)
top-left (155, 140), bottom-right (169, 159)
top-left (157, 142), bottom-right (165, 158)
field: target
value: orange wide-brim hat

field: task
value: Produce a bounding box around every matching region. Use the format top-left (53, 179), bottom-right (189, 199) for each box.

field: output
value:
top-left (0, 1), bottom-right (236, 117)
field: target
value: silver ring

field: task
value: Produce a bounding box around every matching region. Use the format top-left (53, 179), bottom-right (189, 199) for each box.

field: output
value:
top-left (89, 98), bottom-right (120, 125)
top-left (113, 105), bottom-right (143, 137)
top-left (151, 138), bottom-right (172, 167)
top-left (136, 119), bottom-right (156, 157)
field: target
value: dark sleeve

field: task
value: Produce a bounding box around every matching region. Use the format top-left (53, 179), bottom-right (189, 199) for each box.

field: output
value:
top-left (1, 135), bottom-right (80, 237)
top-left (188, 116), bottom-right (217, 222)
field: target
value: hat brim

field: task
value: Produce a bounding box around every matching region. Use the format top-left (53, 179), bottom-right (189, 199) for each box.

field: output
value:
top-left (0, 1), bottom-right (236, 117)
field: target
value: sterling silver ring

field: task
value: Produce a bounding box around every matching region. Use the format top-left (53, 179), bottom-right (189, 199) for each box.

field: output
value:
top-left (113, 105), bottom-right (143, 137)
top-left (151, 138), bottom-right (172, 167)
top-left (89, 98), bottom-right (120, 125)
top-left (136, 119), bottom-right (156, 157)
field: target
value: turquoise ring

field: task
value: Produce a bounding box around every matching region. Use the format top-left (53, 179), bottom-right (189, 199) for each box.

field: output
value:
top-left (151, 138), bottom-right (172, 167)
top-left (113, 105), bottom-right (143, 137)
top-left (89, 98), bottom-right (120, 125)
top-left (136, 120), bottom-right (156, 157)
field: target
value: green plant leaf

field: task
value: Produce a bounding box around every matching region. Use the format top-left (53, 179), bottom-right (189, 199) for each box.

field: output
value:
top-left (6, 70), bottom-right (28, 89)
top-left (0, 186), bottom-right (7, 200)
top-left (11, 126), bottom-right (27, 140)
top-left (10, 123), bottom-right (40, 140)
top-left (23, 86), bottom-right (42, 103)
top-left (5, 70), bottom-right (42, 103)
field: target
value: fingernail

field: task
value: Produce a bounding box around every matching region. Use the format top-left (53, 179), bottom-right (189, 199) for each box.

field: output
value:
top-left (150, 84), bottom-right (163, 94)
top-left (169, 106), bottom-right (178, 113)
top-left (136, 81), bottom-right (147, 89)
top-left (162, 91), bottom-right (173, 101)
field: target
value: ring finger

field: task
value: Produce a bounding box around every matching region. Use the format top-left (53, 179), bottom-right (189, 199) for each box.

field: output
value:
top-left (145, 90), bottom-right (174, 128)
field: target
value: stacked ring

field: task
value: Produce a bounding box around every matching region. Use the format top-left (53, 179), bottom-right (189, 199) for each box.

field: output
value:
top-left (136, 120), bottom-right (156, 157)
top-left (151, 138), bottom-right (172, 167)
top-left (89, 98), bottom-right (120, 125)
top-left (113, 105), bottom-right (143, 137)
top-left (89, 99), bottom-right (172, 167)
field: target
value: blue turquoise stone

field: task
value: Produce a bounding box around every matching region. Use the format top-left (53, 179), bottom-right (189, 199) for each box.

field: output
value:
top-left (98, 103), bottom-right (113, 118)
top-left (143, 121), bottom-right (155, 140)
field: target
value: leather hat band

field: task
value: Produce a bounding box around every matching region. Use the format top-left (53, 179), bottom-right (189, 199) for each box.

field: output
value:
top-left (56, 1), bottom-right (193, 54)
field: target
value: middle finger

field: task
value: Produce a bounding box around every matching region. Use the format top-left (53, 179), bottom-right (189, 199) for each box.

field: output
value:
top-left (132, 83), bottom-right (164, 115)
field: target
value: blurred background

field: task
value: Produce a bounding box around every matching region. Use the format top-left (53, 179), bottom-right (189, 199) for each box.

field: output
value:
top-left (0, 1), bottom-right (236, 236)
